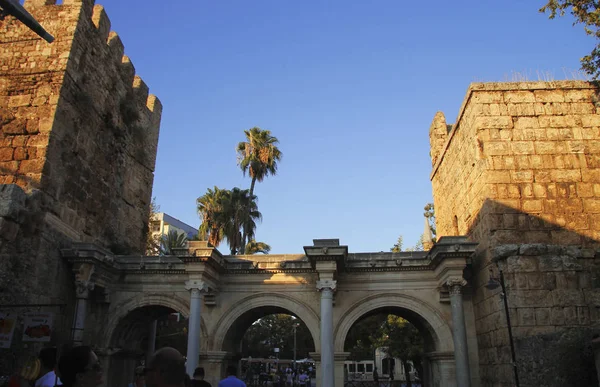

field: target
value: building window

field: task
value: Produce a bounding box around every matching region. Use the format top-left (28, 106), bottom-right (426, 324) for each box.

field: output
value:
top-left (366, 364), bottom-right (373, 373)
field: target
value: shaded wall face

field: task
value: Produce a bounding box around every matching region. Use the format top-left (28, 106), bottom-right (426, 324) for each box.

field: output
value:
top-left (0, 1), bottom-right (162, 255)
top-left (430, 82), bottom-right (600, 387)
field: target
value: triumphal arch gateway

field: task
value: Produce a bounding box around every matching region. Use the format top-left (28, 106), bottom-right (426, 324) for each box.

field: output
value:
top-left (62, 237), bottom-right (480, 387)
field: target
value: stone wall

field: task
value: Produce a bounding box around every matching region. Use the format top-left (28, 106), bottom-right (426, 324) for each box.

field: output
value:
top-left (0, 0), bottom-right (162, 255)
top-left (430, 81), bottom-right (600, 386)
top-left (0, 0), bottom-right (161, 365)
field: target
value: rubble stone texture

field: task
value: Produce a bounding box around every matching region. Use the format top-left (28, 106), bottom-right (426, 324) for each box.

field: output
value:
top-left (430, 81), bottom-right (600, 387)
top-left (0, 0), bottom-right (161, 336)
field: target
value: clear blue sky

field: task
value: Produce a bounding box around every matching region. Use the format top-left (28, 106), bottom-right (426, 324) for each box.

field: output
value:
top-left (95, 0), bottom-right (591, 254)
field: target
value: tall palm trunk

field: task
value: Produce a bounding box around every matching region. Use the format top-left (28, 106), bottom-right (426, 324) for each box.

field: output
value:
top-left (241, 176), bottom-right (258, 254)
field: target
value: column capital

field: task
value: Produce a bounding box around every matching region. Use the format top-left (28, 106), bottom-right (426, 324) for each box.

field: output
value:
top-left (74, 263), bottom-right (96, 299)
top-left (446, 278), bottom-right (467, 295)
top-left (316, 279), bottom-right (337, 292)
top-left (75, 279), bottom-right (95, 298)
top-left (185, 280), bottom-right (210, 294)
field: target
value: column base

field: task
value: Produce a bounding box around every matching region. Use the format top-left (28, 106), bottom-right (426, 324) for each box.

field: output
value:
top-left (425, 351), bottom-right (456, 387)
top-left (198, 351), bottom-right (236, 386)
top-left (334, 352), bottom-right (350, 387)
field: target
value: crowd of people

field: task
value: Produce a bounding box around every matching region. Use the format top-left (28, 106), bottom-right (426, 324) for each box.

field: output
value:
top-left (5, 346), bottom-right (254, 387)
top-left (242, 365), bottom-right (313, 386)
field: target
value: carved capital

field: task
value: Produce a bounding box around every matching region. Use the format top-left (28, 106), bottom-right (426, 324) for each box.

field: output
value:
top-left (75, 279), bottom-right (95, 298)
top-left (74, 263), bottom-right (96, 298)
top-left (446, 278), bottom-right (467, 295)
top-left (316, 279), bottom-right (337, 292)
top-left (185, 280), bottom-right (210, 295)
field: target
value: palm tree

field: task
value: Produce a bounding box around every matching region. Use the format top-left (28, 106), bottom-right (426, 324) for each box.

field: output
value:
top-left (197, 186), bottom-right (228, 247)
top-left (236, 127), bottom-right (282, 247)
top-left (197, 187), bottom-right (262, 254)
top-left (220, 188), bottom-right (262, 254)
top-left (160, 230), bottom-right (188, 255)
top-left (245, 240), bottom-right (271, 254)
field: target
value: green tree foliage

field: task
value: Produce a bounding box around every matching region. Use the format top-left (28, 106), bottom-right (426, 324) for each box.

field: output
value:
top-left (344, 314), bottom-right (424, 383)
top-left (245, 240), bottom-right (272, 254)
top-left (344, 314), bottom-right (385, 360)
top-left (391, 235), bottom-right (423, 252)
top-left (391, 236), bottom-right (403, 253)
top-left (377, 316), bottom-right (424, 387)
top-left (197, 187), bottom-right (262, 254)
top-left (540, 1), bottom-right (600, 79)
top-left (197, 186), bottom-right (229, 246)
top-left (160, 230), bottom-right (188, 255)
top-left (241, 314), bottom-right (314, 359)
top-left (236, 127), bottom-right (282, 250)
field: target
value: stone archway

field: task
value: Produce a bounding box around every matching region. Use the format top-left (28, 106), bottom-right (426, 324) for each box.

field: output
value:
top-left (102, 293), bottom-right (208, 387)
top-left (103, 293), bottom-right (192, 347)
top-left (201, 292), bottom-right (321, 386)
top-left (335, 292), bottom-right (455, 387)
top-left (211, 292), bottom-right (321, 352)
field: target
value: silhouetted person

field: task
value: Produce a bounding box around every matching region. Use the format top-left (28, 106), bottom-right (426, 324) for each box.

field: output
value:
top-left (37, 347), bottom-right (62, 387)
top-left (218, 365), bottom-right (245, 387)
top-left (57, 346), bottom-right (103, 387)
top-left (129, 366), bottom-right (145, 387)
top-left (145, 348), bottom-right (186, 387)
top-left (373, 367), bottom-right (379, 385)
top-left (192, 367), bottom-right (211, 387)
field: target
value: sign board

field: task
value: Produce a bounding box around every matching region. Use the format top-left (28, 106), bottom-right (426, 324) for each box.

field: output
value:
top-left (0, 312), bottom-right (17, 348)
top-left (22, 313), bottom-right (53, 342)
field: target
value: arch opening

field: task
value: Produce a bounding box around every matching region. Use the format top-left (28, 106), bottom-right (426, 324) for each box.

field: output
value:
top-left (222, 306), bottom-right (317, 356)
top-left (343, 307), bottom-right (430, 383)
top-left (335, 293), bottom-right (454, 387)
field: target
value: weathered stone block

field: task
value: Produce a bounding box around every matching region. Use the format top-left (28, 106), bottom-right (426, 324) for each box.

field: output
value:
top-left (504, 91), bottom-right (536, 103)
top-left (552, 289), bottom-right (585, 306)
top-left (538, 256), bottom-right (564, 271)
top-left (518, 307), bottom-right (536, 326)
top-left (535, 307), bottom-right (551, 324)
top-left (513, 116), bottom-right (539, 129)
top-left (534, 89), bottom-right (565, 102)
top-left (581, 114), bottom-right (600, 127)
top-left (551, 307), bottom-right (565, 325)
top-left (522, 199), bottom-right (542, 212)
top-left (472, 91), bottom-right (504, 103)
top-left (3, 118), bottom-right (27, 134)
top-left (0, 147), bottom-right (13, 161)
top-left (549, 169), bottom-right (582, 183)
top-left (475, 116), bottom-right (514, 129)
top-left (8, 94), bottom-right (32, 108)
top-left (577, 306), bottom-right (590, 325)
top-left (0, 217), bottom-right (19, 241)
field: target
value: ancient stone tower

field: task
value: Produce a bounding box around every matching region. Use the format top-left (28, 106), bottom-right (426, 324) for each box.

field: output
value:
top-left (0, 0), bottom-right (161, 345)
top-left (430, 81), bottom-right (600, 386)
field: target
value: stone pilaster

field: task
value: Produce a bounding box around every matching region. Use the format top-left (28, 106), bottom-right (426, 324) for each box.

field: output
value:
top-left (447, 278), bottom-right (471, 387)
top-left (185, 279), bottom-right (209, 376)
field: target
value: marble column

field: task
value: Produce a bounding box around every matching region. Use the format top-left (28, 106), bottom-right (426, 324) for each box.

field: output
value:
top-left (72, 279), bottom-right (94, 345)
top-left (146, 319), bottom-right (158, 363)
top-left (185, 280), bottom-right (208, 376)
top-left (447, 278), bottom-right (471, 387)
top-left (316, 279), bottom-right (336, 387)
